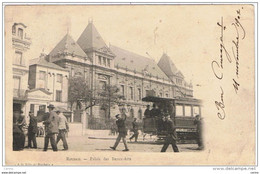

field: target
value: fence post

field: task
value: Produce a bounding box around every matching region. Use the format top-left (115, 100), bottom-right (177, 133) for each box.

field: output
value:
top-left (71, 112), bottom-right (74, 123)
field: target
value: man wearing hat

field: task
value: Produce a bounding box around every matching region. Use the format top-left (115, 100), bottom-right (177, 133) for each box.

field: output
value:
top-left (26, 111), bottom-right (38, 148)
top-left (194, 114), bottom-right (204, 150)
top-left (43, 104), bottom-right (59, 151)
top-left (160, 115), bottom-right (179, 152)
top-left (56, 109), bottom-right (69, 150)
top-left (144, 105), bottom-right (151, 118)
top-left (110, 114), bottom-right (129, 151)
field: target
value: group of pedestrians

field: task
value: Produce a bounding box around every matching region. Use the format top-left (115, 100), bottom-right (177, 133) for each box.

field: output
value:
top-left (110, 104), bottom-right (203, 152)
top-left (43, 104), bottom-right (69, 151)
top-left (13, 104), bottom-right (69, 151)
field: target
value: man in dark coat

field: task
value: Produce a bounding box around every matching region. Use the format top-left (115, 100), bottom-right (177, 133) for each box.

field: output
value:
top-left (144, 105), bottom-right (151, 118)
top-left (27, 111), bottom-right (37, 148)
top-left (150, 104), bottom-right (161, 118)
top-left (161, 115), bottom-right (179, 152)
top-left (110, 114), bottom-right (129, 151)
top-left (43, 104), bottom-right (59, 151)
top-left (129, 118), bottom-right (139, 142)
top-left (13, 110), bottom-right (25, 151)
top-left (194, 115), bottom-right (204, 150)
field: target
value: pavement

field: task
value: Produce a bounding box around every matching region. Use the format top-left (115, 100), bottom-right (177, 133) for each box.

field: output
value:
top-left (22, 134), bottom-right (201, 152)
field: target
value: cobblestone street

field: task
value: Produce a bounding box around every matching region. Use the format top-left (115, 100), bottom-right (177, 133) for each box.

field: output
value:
top-left (23, 135), bottom-right (200, 152)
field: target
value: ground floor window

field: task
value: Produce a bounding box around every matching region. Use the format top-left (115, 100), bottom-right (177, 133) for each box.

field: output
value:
top-left (30, 104), bottom-right (35, 114)
top-left (138, 109), bottom-right (142, 119)
top-left (56, 90), bottom-right (62, 102)
top-left (130, 108), bottom-right (134, 118)
top-left (176, 105), bottom-right (183, 116)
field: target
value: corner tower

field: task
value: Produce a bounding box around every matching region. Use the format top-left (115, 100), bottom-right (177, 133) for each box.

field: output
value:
top-left (77, 21), bottom-right (115, 68)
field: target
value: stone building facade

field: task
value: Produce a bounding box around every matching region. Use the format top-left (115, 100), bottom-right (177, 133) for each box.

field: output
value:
top-left (46, 21), bottom-right (193, 128)
top-left (12, 23), bottom-right (32, 114)
top-left (12, 22), bottom-right (70, 123)
top-left (26, 54), bottom-right (69, 121)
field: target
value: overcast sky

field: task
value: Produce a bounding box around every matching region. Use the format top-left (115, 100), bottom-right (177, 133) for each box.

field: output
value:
top-left (5, 5), bottom-right (254, 98)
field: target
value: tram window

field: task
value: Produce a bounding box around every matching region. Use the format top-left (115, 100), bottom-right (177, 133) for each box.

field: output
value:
top-left (185, 106), bottom-right (192, 117)
top-left (176, 105), bottom-right (183, 116)
top-left (193, 106), bottom-right (200, 116)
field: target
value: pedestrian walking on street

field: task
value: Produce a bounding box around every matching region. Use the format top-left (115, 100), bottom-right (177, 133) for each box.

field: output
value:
top-left (110, 114), bottom-right (129, 151)
top-left (26, 111), bottom-right (37, 149)
top-left (194, 115), bottom-right (204, 150)
top-left (160, 115), bottom-right (179, 152)
top-left (43, 104), bottom-right (59, 151)
top-left (56, 110), bottom-right (69, 151)
top-left (129, 118), bottom-right (139, 142)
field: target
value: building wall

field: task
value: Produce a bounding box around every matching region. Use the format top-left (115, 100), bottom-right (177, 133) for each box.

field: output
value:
top-left (28, 65), bottom-right (36, 89)
top-left (12, 23), bottom-right (32, 113)
top-left (51, 48), bottom-right (192, 129)
top-left (33, 65), bottom-right (69, 102)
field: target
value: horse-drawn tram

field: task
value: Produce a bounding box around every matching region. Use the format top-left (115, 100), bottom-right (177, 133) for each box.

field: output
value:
top-left (141, 96), bottom-right (202, 143)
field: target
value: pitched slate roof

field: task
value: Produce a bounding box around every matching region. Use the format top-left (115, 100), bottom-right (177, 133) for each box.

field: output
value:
top-left (77, 22), bottom-right (109, 51)
top-left (30, 57), bottom-right (68, 71)
top-left (110, 45), bottom-right (169, 80)
top-left (49, 34), bottom-right (87, 58)
top-left (157, 53), bottom-right (182, 77)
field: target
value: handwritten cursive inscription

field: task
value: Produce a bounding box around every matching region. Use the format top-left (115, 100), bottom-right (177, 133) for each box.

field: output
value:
top-left (211, 8), bottom-right (246, 119)
top-left (215, 87), bottom-right (225, 120)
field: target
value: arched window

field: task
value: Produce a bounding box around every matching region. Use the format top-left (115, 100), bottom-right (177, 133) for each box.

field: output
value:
top-left (130, 108), bottom-right (134, 118)
top-left (138, 109), bottom-right (142, 119)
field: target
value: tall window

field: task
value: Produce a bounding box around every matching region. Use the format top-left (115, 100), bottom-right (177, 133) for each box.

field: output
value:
top-left (165, 93), bottom-right (169, 98)
top-left (98, 56), bottom-right (102, 65)
top-left (30, 104), bottom-right (35, 114)
top-left (159, 92), bottom-right (163, 97)
top-left (120, 85), bottom-right (125, 97)
top-left (14, 51), bottom-right (23, 65)
top-left (107, 59), bottom-right (111, 67)
top-left (129, 87), bottom-right (134, 100)
top-left (57, 74), bottom-right (62, 83)
top-left (18, 28), bottom-right (23, 39)
top-left (185, 106), bottom-right (192, 117)
top-left (103, 57), bottom-right (107, 66)
top-left (145, 90), bottom-right (149, 97)
top-left (56, 90), bottom-right (62, 102)
top-left (137, 88), bottom-right (141, 100)
top-left (39, 105), bottom-right (46, 112)
top-left (176, 105), bottom-right (184, 117)
top-left (138, 109), bottom-right (142, 119)
top-left (193, 106), bottom-right (200, 117)
top-left (99, 81), bottom-right (106, 90)
top-left (39, 71), bottom-right (46, 80)
top-left (130, 108), bottom-right (134, 118)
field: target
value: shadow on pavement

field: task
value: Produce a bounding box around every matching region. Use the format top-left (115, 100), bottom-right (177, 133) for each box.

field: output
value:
top-left (95, 149), bottom-right (114, 151)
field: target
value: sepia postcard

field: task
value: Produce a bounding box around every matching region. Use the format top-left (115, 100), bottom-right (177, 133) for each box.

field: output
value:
top-left (3, 4), bottom-right (256, 166)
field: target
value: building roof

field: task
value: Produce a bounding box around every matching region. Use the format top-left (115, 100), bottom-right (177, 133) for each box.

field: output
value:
top-left (157, 53), bottom-right (182, 77)
top-left (30, 56), bottom-right (68, 71)
top-left (27, 88), bottom-right (52, 95)
top-left (77, 22), bottom-right (109, 51)
top-left (110, 45), bottom-right (169, 80)
top-left (49, 34), bottom-right (87, 58)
